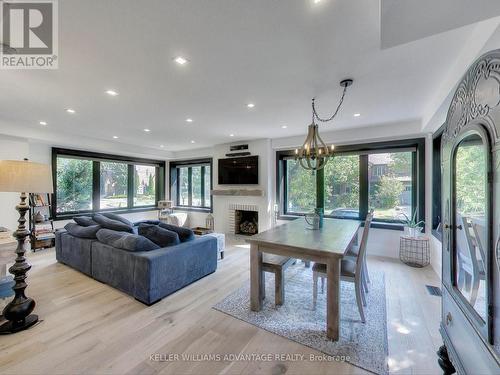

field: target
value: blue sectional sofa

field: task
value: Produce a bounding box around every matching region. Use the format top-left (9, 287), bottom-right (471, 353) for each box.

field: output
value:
top-left (55, 229), bottom-right (217, 305)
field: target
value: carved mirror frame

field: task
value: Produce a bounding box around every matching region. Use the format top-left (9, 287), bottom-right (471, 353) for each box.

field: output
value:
top-left (442, 49), bottom-right (500, 344)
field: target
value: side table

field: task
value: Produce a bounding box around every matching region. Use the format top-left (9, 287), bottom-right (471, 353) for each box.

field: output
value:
top-left (399, 235), bottom-right (430, 268)
top-left (199, 232), bottom-right (225, 260)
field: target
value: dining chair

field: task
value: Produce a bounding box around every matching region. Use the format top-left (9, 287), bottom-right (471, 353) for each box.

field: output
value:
top-left (344, 209), bottom-right (374, 291)
top-left (312, 212), bottom-right (374, 323)
top-left (458, 215), bottom-right (486, 306)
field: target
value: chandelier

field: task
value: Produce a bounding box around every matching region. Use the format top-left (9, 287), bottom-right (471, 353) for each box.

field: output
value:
top-left (295, 79), bottom-right (353, 171)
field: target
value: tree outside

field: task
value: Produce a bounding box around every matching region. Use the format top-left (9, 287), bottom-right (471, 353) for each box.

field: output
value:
top-left (56, 157), bottom-right (93, 212)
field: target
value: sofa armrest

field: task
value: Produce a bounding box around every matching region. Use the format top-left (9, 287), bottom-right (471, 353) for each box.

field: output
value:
top-left (132, 236), bottom-right (217, 304)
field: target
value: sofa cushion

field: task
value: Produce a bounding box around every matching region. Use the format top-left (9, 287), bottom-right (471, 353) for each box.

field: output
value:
top-left (133, 219), bottom-right (160, 226)
top-left (74, 216), bottom-right (98, 227)
top-left (93, 214), bottom-right (134, 233)
top-left (138, 224), bottom-right (180, 247)
top-left (158, 222), bottom-right (195, 242)
top-left (101, 212), bottom-right (134, 227)
top-left (96, 229), bottom-right (160, 252)
top-left (64, 223), bottom-right (101, 239)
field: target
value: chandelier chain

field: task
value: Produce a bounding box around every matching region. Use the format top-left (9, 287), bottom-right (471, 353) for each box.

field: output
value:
top-left (312, 84), bottom-right (348, 123)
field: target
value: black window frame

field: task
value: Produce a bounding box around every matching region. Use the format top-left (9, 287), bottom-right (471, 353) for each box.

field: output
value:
top-left (52, 148), bottom-right (165, 220)
top-left (276, 138), bottom-right (426, 231)
top-left (432, 124), bottom-right (445, 241)
top-left (169, 158), bottom-right (213, 213)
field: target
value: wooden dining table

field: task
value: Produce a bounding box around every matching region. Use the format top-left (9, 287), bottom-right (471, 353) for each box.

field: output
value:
top-left (246, 218), bottom-right (361, 341)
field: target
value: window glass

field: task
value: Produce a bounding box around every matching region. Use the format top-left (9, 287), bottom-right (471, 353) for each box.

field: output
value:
top-left (325, 155), bottom-right (359, 219)
top-left (204, 166), bottom-right (211, 208)
top-left (134, 165), bottom-right (156, 206)
top-left (56, 157), bottom-right (93, 213)
top-left (368, 152), bottom-right (412, 220)
top-left (192, 166), bottom-right (202, 207)
top-left (178, 167), bottom-right (189, 205)
top-left (286, 159), bottom-right (316, 214)
top-left (100, 162), bottom-right (128, 209)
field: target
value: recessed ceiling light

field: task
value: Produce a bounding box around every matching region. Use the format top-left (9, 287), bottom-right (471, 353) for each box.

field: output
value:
top-left (281, 125), bottom-right (288, 129)
top-left (39, 121), bottom-right (47, 126)
top-left (106, 89), bottom-right (119, 96)
top-left (113, 136), bottom-right (119, 139)
top-left (247, 103), bottom-right (255, 108)
top-left (186, 118), bottom-right (193, 123)
top-left (174, 56), bottom-right (188, 65)
top-left (66, 108), bottom-right (76, 114)
top-left (143, 128), bottom-right (151, 132)
top-left (160, 144), bottom-right (165, 148)
top-left (229, 134), bottom-right (234, 137)
top-left (190, 140), bottom-right (196, 144)
top-left (354, 113), bottom-right (361, 117)
top-left (313, 0), bottom-right (322, 4)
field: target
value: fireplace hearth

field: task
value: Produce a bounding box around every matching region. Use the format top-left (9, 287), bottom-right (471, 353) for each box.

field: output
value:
top-left (235, 209), bottom-right (258, 235)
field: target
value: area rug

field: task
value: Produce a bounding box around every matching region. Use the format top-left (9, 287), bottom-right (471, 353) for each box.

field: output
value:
top-left (213, 263), bottom-right (388, 375)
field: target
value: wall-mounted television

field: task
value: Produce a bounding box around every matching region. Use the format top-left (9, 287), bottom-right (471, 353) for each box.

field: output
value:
top-left (218, 156), bottom-right (259, 185)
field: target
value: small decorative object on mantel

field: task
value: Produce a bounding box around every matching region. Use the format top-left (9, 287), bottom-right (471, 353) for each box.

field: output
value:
top-left (205, 213), bottom-right (215, 231)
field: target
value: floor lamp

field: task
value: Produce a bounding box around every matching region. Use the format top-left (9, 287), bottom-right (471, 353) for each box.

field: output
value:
top-left (0, 159), bottom-right (53, 334)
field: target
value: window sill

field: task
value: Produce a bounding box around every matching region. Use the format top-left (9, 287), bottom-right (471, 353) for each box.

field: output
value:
top-left (173, 206), bottom-right (212, 214)
top-left (55, 206), bottom-right (158, 221)
top-left (278, 214), bottom-right (405, 231)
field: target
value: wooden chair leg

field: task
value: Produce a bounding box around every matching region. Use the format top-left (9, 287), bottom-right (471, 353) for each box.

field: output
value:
top-left (361, 280), bottom-right (367, 307)
top-left (313, 271), bottom-right (318, 309)
top-left (355, 282), bottom-right (366, 323)
top-left (260, 272), bottom-right (266, 301)
top-left (363, 260), bottom-right (370, 285)
top-left (275, 270), bottom-right (284, 306)
top-left (320, 276), bottom-right (325, 294)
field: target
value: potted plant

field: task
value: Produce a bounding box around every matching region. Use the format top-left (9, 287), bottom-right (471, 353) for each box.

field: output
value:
top-left (401, 210), bottom-right (424, 237)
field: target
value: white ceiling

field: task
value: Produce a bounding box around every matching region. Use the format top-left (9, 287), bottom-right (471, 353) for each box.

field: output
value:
top-left (1, 0), bottom-right (499, 154)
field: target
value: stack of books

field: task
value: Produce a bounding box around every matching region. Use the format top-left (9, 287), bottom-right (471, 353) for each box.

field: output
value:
top-left (34, 222), bottom-right (55, 240)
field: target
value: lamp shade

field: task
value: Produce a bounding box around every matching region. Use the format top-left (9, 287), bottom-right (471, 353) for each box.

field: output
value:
top-left (0, 160), bottom-right (53, 193)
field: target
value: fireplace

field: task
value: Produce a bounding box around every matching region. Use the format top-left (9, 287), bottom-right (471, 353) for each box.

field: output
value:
top-left (235, 209), bottom-right (258, 235)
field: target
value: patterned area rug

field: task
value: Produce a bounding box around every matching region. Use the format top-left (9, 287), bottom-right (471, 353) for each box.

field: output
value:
top-left (213, 263), bottom-right (388, 375)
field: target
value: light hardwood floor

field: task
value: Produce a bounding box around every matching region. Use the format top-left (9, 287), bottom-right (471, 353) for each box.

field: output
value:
top-left (0, 239), bottom-right (442, 375)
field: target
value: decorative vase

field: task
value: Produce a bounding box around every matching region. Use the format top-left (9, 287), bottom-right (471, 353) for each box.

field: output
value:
top-left (34, 211), bottom-right (44, 223)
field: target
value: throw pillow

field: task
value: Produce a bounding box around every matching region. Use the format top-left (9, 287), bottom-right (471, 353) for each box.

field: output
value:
top-left (96, 229), bottom-right (160, 252)
top-left (138, 224), bottom-right (180, 248)
top-left (74, 216), bottom-right (98, 227)
top-left (158, 222), bottom-right (195, 242)
top-left (133, 219), bottom-right (160, 226)
top-left (65, 223), bottom-right (101, 239)
top-left (93, 214), bottom-right (134, 233)
top-left (101, 212), bottom-right (134, 227)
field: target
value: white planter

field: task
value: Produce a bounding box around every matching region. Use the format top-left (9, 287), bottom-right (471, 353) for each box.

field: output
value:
top-left (404, 226), bottom-right (422, 237)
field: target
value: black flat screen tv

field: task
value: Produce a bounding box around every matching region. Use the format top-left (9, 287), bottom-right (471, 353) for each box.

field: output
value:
top-left (218, 156), bottom-right (259, 185)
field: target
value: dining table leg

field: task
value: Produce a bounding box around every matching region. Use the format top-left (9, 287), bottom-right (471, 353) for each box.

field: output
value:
top-left (250, 243), bottom-right (263, 311)
top-left (326, 257), bottom-right (341, 340)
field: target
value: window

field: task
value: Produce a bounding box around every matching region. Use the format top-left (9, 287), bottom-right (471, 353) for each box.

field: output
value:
top-left (170, 159), bottom-right (212, 211)
top-left (277, 138), bottom-right (425, 228)
top-left (53, 148), bottom-right (165, 218)
top-left (432, 124), bottom-right (445, 240)
top-left (56, 157), bottom-right (93, 213)
top-left (325, 155), bottom-right (360, 219)
top-left (285, 159), bottom-right (316, 214)
top-left (134, 165), bottom-right (156, 207)
top-left (368, 152), bottom-right (412, 221)
top-left (100, 161), bottom-right (128, 209)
